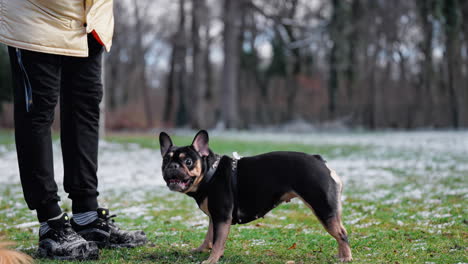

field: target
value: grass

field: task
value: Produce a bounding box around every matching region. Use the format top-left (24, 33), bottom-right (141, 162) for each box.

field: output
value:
top-left (0, 130), bottom-right (14, 145)
top-left (0, 131), bottom-right (467, 263)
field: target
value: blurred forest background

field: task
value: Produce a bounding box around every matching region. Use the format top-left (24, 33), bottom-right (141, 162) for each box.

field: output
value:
top-left (1, 0), bottom-right (468, 130)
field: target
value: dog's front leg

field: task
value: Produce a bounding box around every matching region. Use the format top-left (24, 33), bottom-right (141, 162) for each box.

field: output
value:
top-left (202, 219), bottom-right (231, 264)
top-left (192, 218), bottom-right (213, 253)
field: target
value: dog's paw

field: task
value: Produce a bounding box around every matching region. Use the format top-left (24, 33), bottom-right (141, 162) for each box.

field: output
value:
top-left (201, 257), bottom-right (219, 264)
top-left (339, 256), bottom-right (353, 262)
top-left (191, 247), bottom-right (210, 253)
top-left (192, 242), bottom-right (212, 253)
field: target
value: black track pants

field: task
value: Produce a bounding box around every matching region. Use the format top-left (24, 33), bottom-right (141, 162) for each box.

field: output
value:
top-left (8, 35), bottom-right (103, 222)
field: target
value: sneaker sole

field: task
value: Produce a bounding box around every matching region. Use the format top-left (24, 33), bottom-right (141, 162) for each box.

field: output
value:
top-left (77, 229), bottom-right (147, 249)
top-left (37, 241), bottom-right (99, 260)
top-left (77, 228), bottom-right (111, 249)
top-left (90, 239), bottom-right (147, 249)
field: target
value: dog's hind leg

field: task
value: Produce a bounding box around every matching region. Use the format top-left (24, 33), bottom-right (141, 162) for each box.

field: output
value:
top-left (192, 219), bottom-right (213, 253)
top-left (294, 169), bottom-right (352, 262)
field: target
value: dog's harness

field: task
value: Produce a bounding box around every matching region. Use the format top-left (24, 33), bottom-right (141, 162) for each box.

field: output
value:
top-left (203, 154), bottom-right (241, 224)
top-left (230, 157), bottom-right (240, 224)
top-left (203, 155), bottom-right (221, 183)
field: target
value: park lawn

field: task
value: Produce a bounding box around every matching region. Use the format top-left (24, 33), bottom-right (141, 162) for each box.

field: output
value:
top-left (0, 131), bottom-right (466, 263)
top-left (0, 130), bottom-right (14, 146)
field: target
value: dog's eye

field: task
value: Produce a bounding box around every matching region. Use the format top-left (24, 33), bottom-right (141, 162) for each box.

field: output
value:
top-left (185, 158), bottom-right (193, 167)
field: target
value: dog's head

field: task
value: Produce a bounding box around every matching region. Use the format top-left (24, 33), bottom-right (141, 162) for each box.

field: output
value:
top-left (159, 130), bottom-right (212, 193)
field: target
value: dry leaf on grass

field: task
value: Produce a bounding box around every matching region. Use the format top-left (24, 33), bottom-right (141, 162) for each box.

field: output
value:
top-left (287, 243), bottom-right (297, 250)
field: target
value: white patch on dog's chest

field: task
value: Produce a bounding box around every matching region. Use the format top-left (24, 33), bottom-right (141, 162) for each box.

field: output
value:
top-left (324, 163), bottom-right (342, 185)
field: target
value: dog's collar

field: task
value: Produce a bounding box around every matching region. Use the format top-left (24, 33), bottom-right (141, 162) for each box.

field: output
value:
top-left (204, 154), bottom-right (240, 182)
top-left (231, 157), bottom-right (240, 224)
top-left (204, 155), bottom-right (222, 183)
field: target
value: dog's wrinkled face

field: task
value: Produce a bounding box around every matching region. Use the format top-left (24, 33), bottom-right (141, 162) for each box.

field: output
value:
top-left (159, 131), bottom-right (210, 193)
top-left (161, 146), bottom-right (202, 192)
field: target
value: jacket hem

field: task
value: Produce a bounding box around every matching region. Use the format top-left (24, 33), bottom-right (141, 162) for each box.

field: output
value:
top-left (0, 36), bottom-right (89, 57)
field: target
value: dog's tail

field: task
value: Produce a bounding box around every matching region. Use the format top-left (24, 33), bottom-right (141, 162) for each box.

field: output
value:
top-left (0, 241), bottom-right (33, 264)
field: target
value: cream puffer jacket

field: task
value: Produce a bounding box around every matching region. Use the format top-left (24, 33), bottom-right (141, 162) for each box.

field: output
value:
top-left (0, 0), bottom-right (114, 57)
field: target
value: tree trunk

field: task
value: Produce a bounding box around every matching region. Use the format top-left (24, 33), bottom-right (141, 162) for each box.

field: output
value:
top-left (191, 0), bottom-right (207, 129)
top-left (164, 0), bottom-right (188, 127)
top-left (416, 0), bottom-right (437, 127)
top-left (462, 1), bottom-right (468, 127)
top-left (133, 0), bottom-right (154, 128)
top-left (163, 49), bottom-right (176, 126)
top-left (443, 0), bottom-right (463, 128)
top-left (346, 0), bottom-right (362, 118)
top-left (204, 23), bottom-right (213, 101)
top-left (221, 0), bottom-right (242, 128)
top-left (328, 0), bottom-right (347, 120)
top-left (175, 0), bottom-right (188, 127)
top-left (283, 0), bottom-right (300, 122)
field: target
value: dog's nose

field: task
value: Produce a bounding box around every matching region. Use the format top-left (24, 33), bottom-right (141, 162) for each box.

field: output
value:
top-left (169, 162), bottom-right (180, 169)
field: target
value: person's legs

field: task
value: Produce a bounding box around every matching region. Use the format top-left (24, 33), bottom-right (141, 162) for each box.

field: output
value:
top-left (8, 47), bottom-right (62, 223)
top-left (60, 35), bottom-right (103, 216)
top-left (9, 47), bottom-right (99, 260)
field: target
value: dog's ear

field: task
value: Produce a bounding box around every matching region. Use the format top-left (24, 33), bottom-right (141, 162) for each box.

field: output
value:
top-left (159, 132), bottom-right (173, 156)
top-left (192, 130), bottom-right (209, 157)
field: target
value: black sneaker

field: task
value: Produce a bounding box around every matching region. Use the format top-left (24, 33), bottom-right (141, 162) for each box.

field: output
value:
top-left (71, 208), bottom-right (147, 248)
top-left (37, 213), bottom-right (99, 260)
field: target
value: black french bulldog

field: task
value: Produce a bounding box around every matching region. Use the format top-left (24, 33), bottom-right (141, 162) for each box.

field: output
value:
top-left (159, 130), bottom-right (352, 263)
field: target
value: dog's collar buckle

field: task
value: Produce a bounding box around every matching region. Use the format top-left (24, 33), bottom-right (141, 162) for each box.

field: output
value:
top-left (204, 155), bottom-right (221, 183)
top-left (212, 156), bottom-right (221, 170)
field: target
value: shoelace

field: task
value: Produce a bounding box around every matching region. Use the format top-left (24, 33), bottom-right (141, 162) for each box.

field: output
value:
top-left (102, 214), bottom-right (119, 230)
top-left (62, 222), bottom-right (74, 234)
top-left (59, 223), bottom-right (82, 241)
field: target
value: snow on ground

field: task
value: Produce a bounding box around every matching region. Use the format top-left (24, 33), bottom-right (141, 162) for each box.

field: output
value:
top-left (0, 131), bottom-right (467, 235)
top-left (209, 130), bottom-right (468, 155)
top-left (0, 131), bottom-right (467, 210)
top-left (0, 131), bottom-right (467, 190)
top-left (0, 140), bottom-right (164, 195)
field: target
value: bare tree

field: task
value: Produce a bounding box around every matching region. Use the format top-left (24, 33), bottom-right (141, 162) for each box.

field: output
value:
top-left (462, 2), bottom-right (468, 126)
top-left (105, 0), bottom-right (172, 129)
top-left (443, 0), bottom-right (464, 128)
top-left (101, 0), bottom-right (468, 130)
top-left (282, 0), bottom-right (301, 122)
top-left (328, 0), bottom-right (348, 119)
top-left (133, 0), bottom-right (154, 128)
top-left (106, 0), bottom-right (132, 110)
top-left (416, 0), bottom-right (437, 126)
top-left (191, 0), bottom-right (209, 128)
top-left (221, 0), bottom-right (242, 128)
top-left (164, 0), bottom-right (188, 127)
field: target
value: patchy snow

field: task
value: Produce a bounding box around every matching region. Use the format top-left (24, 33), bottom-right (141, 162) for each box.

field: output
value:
top-left (250, 239), bottom-right (268, 246)
top-left (0, 131), bottom-right (467, 233)
top-left (1, 131), bottom-right (466, 193)
top-left (115, 205), bottom-right (149, 219)
top-left (207, 130), bottom-right (468, 155)
top-left (0, 140), bottom-right (164, 203)
top-left (169, 215), bottom-right (183, 221)
top-left (14, 222), bottom-right (39, 229)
